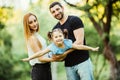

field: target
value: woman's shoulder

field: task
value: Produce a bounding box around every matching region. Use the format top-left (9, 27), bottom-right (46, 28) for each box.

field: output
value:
top-left (28, 35), bottom-right (35, 42)
top-left (27, 35), bottom-right (36, 45)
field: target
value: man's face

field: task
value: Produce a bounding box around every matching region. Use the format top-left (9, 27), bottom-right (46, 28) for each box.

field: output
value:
top-left (50, 5), bottom-right (64, 20)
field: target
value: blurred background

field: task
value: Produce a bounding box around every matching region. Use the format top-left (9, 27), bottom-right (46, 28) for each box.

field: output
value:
top-left (0, 0), bottom-right (120, 80)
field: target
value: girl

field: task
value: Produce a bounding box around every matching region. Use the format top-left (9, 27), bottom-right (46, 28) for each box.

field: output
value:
top-left (22, 28), bottom-right (99, 62)
top-left (22, 28), bottom-right (99, 61)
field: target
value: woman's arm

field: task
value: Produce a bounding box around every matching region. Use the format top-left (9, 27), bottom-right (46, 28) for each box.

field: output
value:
top-left (22, 48), bottom-right (50, 61)
top-left (72, 44), bottom-right (99, 51)
top-left (38, 57), bottom-right (55, 62)
top-left (22, 36), bottom-right (50, 61)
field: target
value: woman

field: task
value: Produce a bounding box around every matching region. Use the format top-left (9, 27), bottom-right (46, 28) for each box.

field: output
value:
top-left (23, 13), bottom-right (52, 80)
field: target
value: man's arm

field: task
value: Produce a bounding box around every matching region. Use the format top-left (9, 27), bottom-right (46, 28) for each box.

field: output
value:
top-left (59, 28), bottom-right (84, 57)
top-left (73, 28), bottom-right (84, 45)
top-left (52, 48), bottom-right (74, 61)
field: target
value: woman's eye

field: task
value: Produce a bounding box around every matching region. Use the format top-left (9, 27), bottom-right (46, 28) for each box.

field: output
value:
top-left (34, 19), bottom-right (37, 22)
top-left (29, 21), bottom-right (32, 24)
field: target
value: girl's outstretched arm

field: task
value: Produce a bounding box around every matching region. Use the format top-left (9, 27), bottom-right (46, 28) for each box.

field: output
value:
top-left (72, 44), bottom-right (99, 51)
top-left (22, 48), bottom-right (50, 61)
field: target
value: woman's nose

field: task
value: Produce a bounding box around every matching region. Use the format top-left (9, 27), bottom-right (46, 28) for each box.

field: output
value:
top-left (33, 22), bottom-right (36, 26)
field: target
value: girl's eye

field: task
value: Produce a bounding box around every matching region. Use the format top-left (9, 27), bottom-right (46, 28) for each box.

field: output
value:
top-left (54, 36), bottom-right (57, 38)
top-left (59, 35), bottom-right (62, 37)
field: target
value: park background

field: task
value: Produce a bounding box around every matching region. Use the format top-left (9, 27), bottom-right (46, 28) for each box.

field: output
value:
top-left (0, 0), bottom-right (120, 80)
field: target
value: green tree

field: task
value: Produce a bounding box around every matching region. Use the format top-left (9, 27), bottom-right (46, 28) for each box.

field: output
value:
top-left (0, 6), bottom-right (13, 80)
top-left (64, 0), bottom-right (120, 80)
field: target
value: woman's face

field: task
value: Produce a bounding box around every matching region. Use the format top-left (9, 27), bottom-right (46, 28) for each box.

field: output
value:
top-left (28, 15), bottom-right (38, 31)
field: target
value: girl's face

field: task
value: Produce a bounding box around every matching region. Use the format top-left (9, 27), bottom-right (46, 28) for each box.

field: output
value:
top-left (28, 15), bottom-right (38, 31)
top-left (52, 31), bottom-right (64, 45)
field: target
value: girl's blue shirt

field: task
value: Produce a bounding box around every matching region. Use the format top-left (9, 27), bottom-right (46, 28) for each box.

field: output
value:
top-left (47, 39), bottom-right (72, 56)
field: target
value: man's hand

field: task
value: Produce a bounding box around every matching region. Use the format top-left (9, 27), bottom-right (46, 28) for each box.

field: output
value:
top-left (52, 54), bottom-right (67, 61)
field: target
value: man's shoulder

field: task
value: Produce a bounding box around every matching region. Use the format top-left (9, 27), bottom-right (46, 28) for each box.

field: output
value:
top-left (69, 15), bottom-right (80, 19)
top-left (68, 15), bottom-right (81, 23)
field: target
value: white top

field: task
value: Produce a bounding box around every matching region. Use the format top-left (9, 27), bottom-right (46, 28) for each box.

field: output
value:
top-left (27, 33), bottom-right (49, 66)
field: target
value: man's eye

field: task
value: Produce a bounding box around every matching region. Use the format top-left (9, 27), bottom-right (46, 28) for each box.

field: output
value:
top-left (56, 8), bottom-right (60, 11)
top-left (52, 11), bottom-right (55, 13)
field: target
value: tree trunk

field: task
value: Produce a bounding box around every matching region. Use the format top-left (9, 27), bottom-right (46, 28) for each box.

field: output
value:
top-left (103, 43), bottom-right (120, 80)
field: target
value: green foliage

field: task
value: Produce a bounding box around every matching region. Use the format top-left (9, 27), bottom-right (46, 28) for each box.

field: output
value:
top-left (0, 6), bottom-right (31, 80)
top-left (0, 29), bottom-right (31, 80)
top-left (0, 22), bottom-right (14, 80)
top-left (0, 22), bottom-right (5, 30)
top-left (0, 7), bottom-right (13, 23)
top-left (84, 21), bottom-right (103, 54)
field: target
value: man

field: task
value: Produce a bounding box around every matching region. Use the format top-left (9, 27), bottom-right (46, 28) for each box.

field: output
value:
top-left (49, 1), bottom-right (94, 80)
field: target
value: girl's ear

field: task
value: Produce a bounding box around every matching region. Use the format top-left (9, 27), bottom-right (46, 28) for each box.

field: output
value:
top-left (63, 29), bottom-right (68, 39)
top-left (47, 31), bottom-right (52, 41)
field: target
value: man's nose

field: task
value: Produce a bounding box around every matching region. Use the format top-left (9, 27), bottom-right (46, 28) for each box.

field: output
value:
top-left (55, 11), bottom-right (59, 15)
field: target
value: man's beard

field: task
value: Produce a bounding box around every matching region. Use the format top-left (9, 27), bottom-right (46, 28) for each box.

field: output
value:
top-left (55, 12), bottom-right (64, 20)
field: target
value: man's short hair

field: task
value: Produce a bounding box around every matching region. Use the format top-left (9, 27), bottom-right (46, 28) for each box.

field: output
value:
top-left (49, 1), bottom-right (63, 9)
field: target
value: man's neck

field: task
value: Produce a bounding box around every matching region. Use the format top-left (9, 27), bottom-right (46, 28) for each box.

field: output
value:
top-left (59, 15), bottom-right (68, 25)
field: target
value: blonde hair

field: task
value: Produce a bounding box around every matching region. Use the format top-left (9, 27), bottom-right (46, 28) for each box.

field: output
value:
top-left (23, 13), bottom-right (39, 40)
top-left (23, 13), bottom-right (42, 48)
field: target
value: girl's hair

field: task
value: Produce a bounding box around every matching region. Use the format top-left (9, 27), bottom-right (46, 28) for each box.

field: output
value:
top-left (23, 13), bottom-right (39, 40)
top-left (47, 28), bottom-right (68, 40)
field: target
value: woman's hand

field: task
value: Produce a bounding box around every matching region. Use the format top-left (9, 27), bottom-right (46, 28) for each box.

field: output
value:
top-left (21, 58), bottom-right (30, 62)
